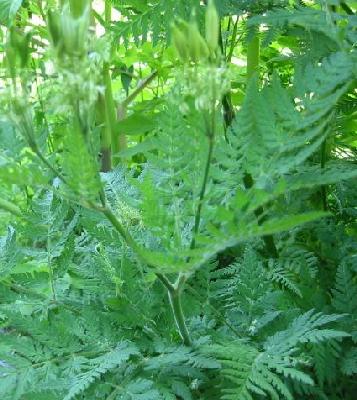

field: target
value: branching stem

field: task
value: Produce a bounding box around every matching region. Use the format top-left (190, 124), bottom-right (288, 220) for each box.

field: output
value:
top-left (227, 17), bottom-right (239, 63)
top-left (171, 103), bottom-right (217, 346)
top-left (34, 148), bottom-right (67, 184)
top-left (101, 206), bottom-right (192, 345)
top-left (121, 71), bottom-right (158, 109)
top-left (168, 287), bottom-right (192, 346)
top-left (115, 70), bottom-right (158, 160)
top-left (101, 207), bottom-right (141, 254)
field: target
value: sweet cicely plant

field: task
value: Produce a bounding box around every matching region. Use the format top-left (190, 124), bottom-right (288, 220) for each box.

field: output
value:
top-left (0, 0), bottom-right (356, 399)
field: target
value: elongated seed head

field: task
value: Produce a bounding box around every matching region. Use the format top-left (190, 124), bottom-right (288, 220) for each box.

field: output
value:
top-left (205, 0), bottom-right (219, 52)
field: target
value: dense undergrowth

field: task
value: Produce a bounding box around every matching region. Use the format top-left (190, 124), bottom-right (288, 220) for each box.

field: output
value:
top-left (0, 0), bottom-right (356, 399)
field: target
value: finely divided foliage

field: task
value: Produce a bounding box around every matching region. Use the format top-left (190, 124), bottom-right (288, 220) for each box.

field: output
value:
top-left (0, 0), bottom-right (356, 399)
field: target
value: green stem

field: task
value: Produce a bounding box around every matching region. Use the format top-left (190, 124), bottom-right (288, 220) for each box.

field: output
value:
top-left (190, 97), bottom-right (217, 250)
top-left (104, 0), bottom-right (111, 22)
top-left (340, 1), bottom-right (354, 14)
top-left (47, 231), bottom-right (56, 301)
top-left (116, 104), bottom-right (128, 158)
top-left (190, 134), bottom-right (214, 250)
top-left (115, 70), bottom-right (158, 163)
top-left (98, 2), bottom-right (117, 170)
top-left (320, 139), bottom-right (328, 211)
top-left (121, 70), bottom-right (158, 109)
top-left (245, 29), bottom-right (278, 258)
top-left (100, 63), bottom-right (116, 171)
top-left (167, 100), bottom-right (219, 346)
top-left (156, 273), bottom-right (174, 291)
top-left (218, 21), bottom-right (235, 130)
top-left (101, 207), bottom-right (141, 253)
top-left (157, 270), bottom-right (192, 345)
top-left (227, 17), bottom-right (239, 63)
top-left (100, 205), bottom-right (192, 345)
top-left (166, 109), bottom-right (218, 346)
top-left (34, 148), bottom-right (67, 184)
top-left (246, 32), bottom-right (260, 82)
top-left (168, 286), bottom-right (192, 346)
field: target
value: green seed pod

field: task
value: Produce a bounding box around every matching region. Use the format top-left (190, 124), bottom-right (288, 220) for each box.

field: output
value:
top-left (175, 19), bottom-right (190, 37)
top-left (47, 10), bottom-right (62, 47)
top-left (60, 6), bottom-right (89, 57)
top-left (69, 0), bottom-right (89, 18)
top-left (188, 21), bottom-right (208, 62)
top-left (75, 12), bottom-right (90, 55)
top-left (172, 24), bottom-right (189, 62)
top-left (205, 0), bottom-right (219, 52)
top-left (198, 33), bottom-right (210, 60)
top-left (60, 12), bottom-right (77, 55)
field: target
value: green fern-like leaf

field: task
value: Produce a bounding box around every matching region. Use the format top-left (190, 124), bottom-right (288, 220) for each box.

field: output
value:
top-left (63, 341), bottom-right (139, 400)
top-left (113, 0), bottom-right (201, 46)
top-left (341, 348), bottom-right (357, 376)
top-left (205, 311), bottom-right (349, 400)
top-left (332, 262), bottom-right (357, 316)
top-left (0, 226), bottom-right (20, 279)
top-left (62, 128), bottom-right (102, 201)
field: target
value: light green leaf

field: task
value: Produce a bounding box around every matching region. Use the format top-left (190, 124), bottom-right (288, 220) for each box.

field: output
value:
top-left (0, 0), bottom-right (23, 26)
top-left (116, 113), bottom-right (157, 136)
top-left (253, 211), bottom-right (329, 237)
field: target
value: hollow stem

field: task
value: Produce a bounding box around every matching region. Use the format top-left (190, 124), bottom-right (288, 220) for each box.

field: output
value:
top-left (115, 70), bottom-right (158, 162)
top-left (320, 139), bottom-right (328, 211)
top-left (100, 206), bottom-right (192, 345)
top-left (190, 134), bottom-right (214, 250)
top-left (99, 62), bottom-right (116, 171)
top-left (98, 2), bottom-right (116, 170)
top-left (168, 283), bottom-right (192, 346)
top-left (166, 107), bottom-right (218, 346)
top-left (227, 17), bottom-right (239, 63)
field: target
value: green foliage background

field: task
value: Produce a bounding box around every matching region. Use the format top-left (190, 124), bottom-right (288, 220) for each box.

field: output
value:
top-left (0, 0), bottom-right (356, 399)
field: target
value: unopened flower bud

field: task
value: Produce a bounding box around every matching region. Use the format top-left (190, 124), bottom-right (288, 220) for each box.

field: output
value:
top-left (188, 21), bottom-right (209, 62)
top-left (47, 10), bottom-right (62, 47)
top-left (205, 0), bottom-right (219, 52)
top-left (172, 24), bottom-right (189, 62)
top-left (60, 6), bottom-right (89, 57)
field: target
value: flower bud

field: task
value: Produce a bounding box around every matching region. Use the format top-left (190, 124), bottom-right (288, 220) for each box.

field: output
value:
top-left (172, 24), bottom-right (189, 62)
top-left (47, 10), bottom-right (62, 47)
top-left (205, 0), bottom-right (219, 52)
top-left (69, 0), bottom-right (89, 18)
top-left (188, 21), bottom-right (209, 62)
top-left (175, 20), bottom-right (190, 40)
top-left (59, 6), bottom-right (89, 57)
top-left (60, 12), bottom-right (78, 55)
